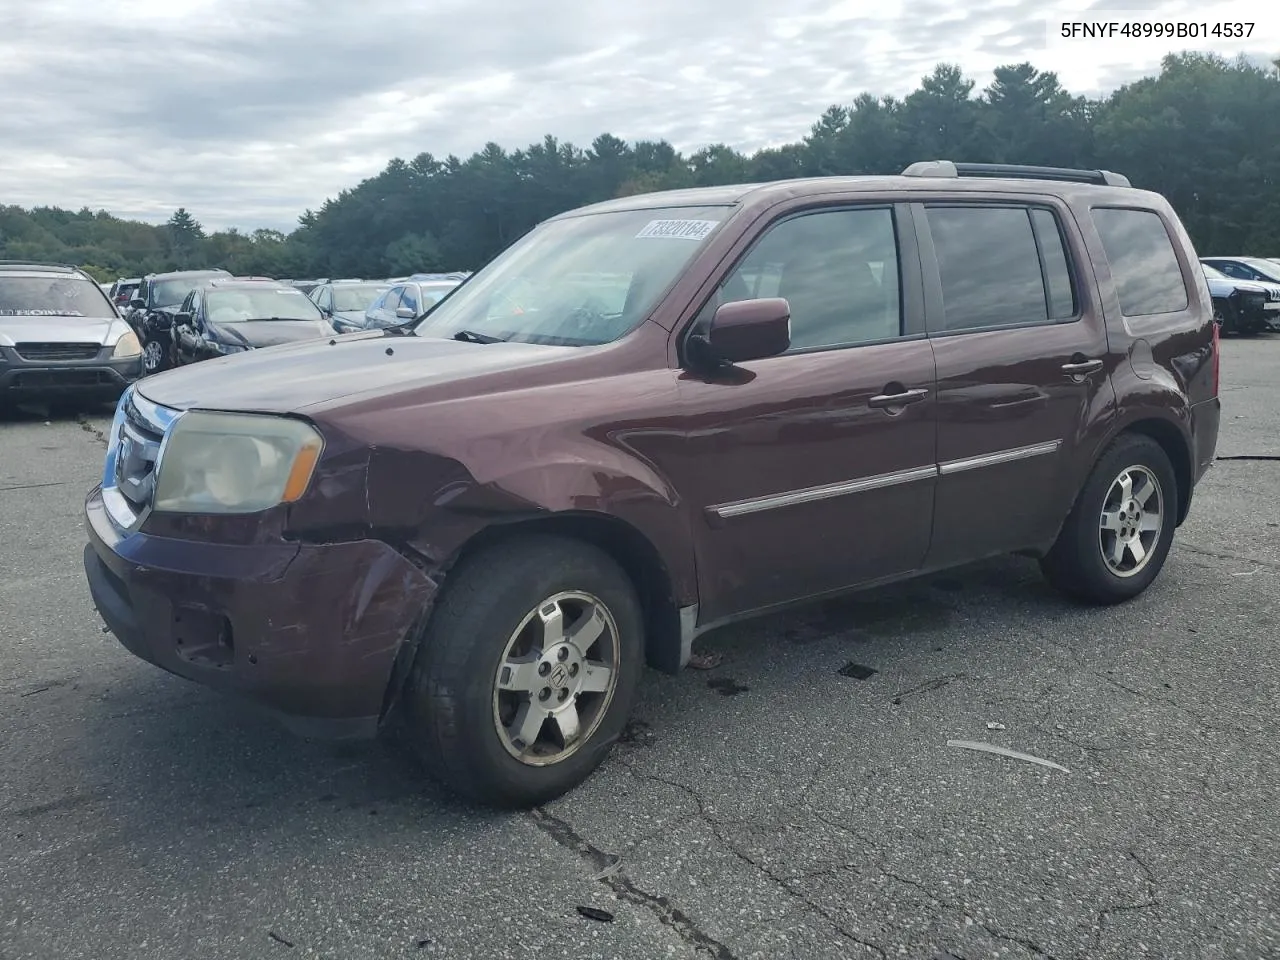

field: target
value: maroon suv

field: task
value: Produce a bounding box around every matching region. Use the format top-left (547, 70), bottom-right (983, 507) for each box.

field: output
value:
top-left (83, 161), bottom-right (1221, 806)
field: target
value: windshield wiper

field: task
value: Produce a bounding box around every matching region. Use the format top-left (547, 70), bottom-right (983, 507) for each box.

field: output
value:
top-left (452, 329), bottom-right (506, 344)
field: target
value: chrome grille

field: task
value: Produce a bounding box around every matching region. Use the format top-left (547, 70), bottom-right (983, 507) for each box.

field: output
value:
top-left (14, 342), bottom-right (102, 361)
top-left (102, 387), bottom-right (181, 531)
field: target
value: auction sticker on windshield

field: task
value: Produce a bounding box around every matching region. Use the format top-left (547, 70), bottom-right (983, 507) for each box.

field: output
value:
top-left (635, 219), bottom-right (719, 240)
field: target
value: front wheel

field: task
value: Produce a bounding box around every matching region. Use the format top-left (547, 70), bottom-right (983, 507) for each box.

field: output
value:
top-left (400, 536), bottom-right (644, 807)
top-left (1040, 433), bottom-right (1178, 604)
top-left (141, 337), bottom-right (168, 374)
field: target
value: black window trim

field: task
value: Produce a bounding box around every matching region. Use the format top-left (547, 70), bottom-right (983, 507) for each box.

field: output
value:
top-left (676, 201), bottom-right (926, 366)
top-left (911, 199), bottom-right (1084, 340)
top-left (1089, 204), bottom-right (1190, 319)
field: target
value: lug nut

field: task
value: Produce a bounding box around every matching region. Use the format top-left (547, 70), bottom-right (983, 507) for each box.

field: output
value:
top-left (538, 662), bottom-right (550, 677)
top-left (538, 687), bottom-right (551, 701)
top-left (557, 647), bottom-right (569, 662)
top-left (557, 688), bottom-right (569, 702)
top-left (569, 663), bottom-right (579, 677)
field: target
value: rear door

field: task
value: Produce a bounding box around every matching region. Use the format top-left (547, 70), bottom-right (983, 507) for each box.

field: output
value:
top-left (912, 199), bottom-right (1117, 569)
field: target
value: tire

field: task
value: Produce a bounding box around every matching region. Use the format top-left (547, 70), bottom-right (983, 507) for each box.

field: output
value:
top-left (401, 535), bottom-right (644, 807)
top-left (141, 336), bottom-right (168, 374)
top-left (1040, 433), bottom-right (1178, 605)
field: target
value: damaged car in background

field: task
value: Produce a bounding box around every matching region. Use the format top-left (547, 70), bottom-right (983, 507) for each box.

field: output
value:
top-left (163, 279), bottom-right (337, 367)
top-left (83, 162), bottom-right (1220, 808)
top-left (0, 260), bottom-right (143, 405)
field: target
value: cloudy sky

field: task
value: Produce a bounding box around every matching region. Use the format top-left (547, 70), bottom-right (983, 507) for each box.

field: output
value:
top-left (1, 0), bottom-right (1275, 231)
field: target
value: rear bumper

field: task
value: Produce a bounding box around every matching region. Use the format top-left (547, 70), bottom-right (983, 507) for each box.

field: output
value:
top-left (1191, 396), bottom-right (1221, 485)
top-left (83, 485), bottom-right (438, 740)
top-left (0, 346), bottom-right (142, 396)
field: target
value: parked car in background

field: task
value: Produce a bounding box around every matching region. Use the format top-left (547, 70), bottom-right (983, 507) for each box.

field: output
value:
top-left (363, 277), bottom-right (462, 329)
top-left (1200, 256), bottom-right (1280, 286)
top-left (109, 277), bottom-right (141, 310)
top-left (287, 279), bottom-right (327, 295)
top-left (308, 279), bottom-right (392, 334)
top-left (129, 269), bottom-right (232, 373)
top-left (1201, 263), bottom-right (1278, 334)
top-left (84, 161), bottom-right (1220, 807)
top-left (0, 261), bottom-right (143, 403)
top-left (165, 279), bottom-right (336, 368)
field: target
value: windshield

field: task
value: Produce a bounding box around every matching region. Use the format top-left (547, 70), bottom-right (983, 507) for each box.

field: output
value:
top-left (206, 287), bottom-right (324, 323)
top-left (414, 205), bottom-right (730, 346)
top-left (1244, 259), bottom-right (1280, 283)
top-left (332, 283), bottom-right (390, 312)
top-left (1202, 264), bottom-right (1226, 279)
top-left (0, 276), bottom-right (116, 318)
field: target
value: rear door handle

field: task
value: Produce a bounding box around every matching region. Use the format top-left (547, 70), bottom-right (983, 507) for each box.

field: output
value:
top-left (868, 387), bottom-right (930, 409)
top-left (1062, 358), bottom-right (1103, 377)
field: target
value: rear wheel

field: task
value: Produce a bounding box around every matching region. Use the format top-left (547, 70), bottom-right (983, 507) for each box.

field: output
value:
top-left (400, 536), bottom-right (644, 807)
top-left (1040, 433), bottom-right (1178, 604)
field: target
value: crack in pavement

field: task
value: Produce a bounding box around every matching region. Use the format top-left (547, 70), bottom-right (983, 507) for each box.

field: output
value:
top-left (527, 807), bottom-right (739, 959)
top-left (1174, 541), bottom-right (1280, 570)
top-left (75, 414), bottom-right (109, 446)
top-left (1093, 851), bottom-right (1161, 947)
top-left (980, 923), bottom-right (1062, 959)
top-left (0, 481), bottom-right (68, 493)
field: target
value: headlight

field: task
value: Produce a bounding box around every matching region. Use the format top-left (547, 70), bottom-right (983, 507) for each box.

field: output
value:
top-left (113, 330), bottom-right (142, 358)
top-left (211, 342), bottom-right (249, 354)
top-left (153, 411), bottom-right (324, 514)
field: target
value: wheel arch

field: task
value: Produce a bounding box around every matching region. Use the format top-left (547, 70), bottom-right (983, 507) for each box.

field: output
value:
top-left (1112, 416), bottom-right (1194, 525)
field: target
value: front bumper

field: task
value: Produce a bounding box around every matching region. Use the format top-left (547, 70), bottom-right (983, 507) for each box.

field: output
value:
top-left (0, 345), bottom-right (142, 396)
top-left (83, 485), bottom-right (438, 739)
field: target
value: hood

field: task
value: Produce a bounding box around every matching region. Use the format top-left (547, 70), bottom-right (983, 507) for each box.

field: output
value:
top-left (0, 313), bottom-right (130, 347)
top-left (207, 318), bottom-right (334, 349)
top-left (1205, 276), bottom-right (1268, 297)
top-left (135, 329), bottom-right (575, 413)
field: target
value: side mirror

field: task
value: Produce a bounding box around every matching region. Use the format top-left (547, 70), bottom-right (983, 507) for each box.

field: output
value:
top-left (395, 306), bottom-right (416, 320)
top-left (691, 298), bottom-right (791, 366)
top-left (129, 298), bottom-right (145, 310)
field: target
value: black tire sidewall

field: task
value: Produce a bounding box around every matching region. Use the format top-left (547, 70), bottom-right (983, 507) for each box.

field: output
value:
top-left (407, 537), bottom-right (644, 807)
top-left (1052, 435), bottom-right (1178, 603)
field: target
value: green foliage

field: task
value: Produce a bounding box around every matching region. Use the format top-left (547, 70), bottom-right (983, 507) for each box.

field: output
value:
top-left (3, 55), bottom-right (1278, 281)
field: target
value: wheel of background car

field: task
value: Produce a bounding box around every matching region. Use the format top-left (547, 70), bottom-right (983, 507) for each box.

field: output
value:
top-left (1212, 299), bottom-right (1233, 335)
top-left (141, 337), bottom-right (168, 374)
top-left (1039, 433), bottom-right (1177, 605)
top-left (398, 535), bottom-right (644, 807)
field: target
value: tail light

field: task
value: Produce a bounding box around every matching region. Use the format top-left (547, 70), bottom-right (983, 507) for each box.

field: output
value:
top-left (1211, 318), bottom-right (1220, 396)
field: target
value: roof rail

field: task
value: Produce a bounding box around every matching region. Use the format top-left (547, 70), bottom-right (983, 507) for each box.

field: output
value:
top-left (0, 259), bottom-right (80, 272)
top-left (902, 160), bottom-right (1131, 188)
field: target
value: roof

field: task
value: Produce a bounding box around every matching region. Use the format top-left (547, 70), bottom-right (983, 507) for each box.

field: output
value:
top-left (0, 260), bottom-right (82, 275)
top-left (145, 268), bottom-right (233, 280)
top-left (205, 279), bottom-right (297, 291)
top-left (556, 162), bottom-right (1150, 220)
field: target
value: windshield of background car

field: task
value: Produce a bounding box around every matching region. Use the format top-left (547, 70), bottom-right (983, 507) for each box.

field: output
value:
top-left (205, 287), bottom-right (324, 322)
top-left (1202, 264), bottom-right (1227, 279)
top-left (414, 205), bottom-right (731, 346)
top-left (0, 276), bottom-right (116, 318)
top-left (332, 283), bottom-right (390, 312)
top-left (1244, 259), bottom-right (1280, 283)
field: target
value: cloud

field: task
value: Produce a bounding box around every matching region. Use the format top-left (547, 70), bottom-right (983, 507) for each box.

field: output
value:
top-left (0, 0), bottom-right (1273, 230)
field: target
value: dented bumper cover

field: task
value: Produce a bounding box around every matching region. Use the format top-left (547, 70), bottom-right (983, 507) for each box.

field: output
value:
top-left (83, 484), bottom-right (437, 740)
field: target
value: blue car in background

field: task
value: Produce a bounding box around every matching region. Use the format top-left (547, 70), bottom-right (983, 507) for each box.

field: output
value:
top-left (1201, 262), bottom-right (1280, 335)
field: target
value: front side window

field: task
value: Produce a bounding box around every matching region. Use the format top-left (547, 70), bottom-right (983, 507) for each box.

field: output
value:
top-left (926, 205), bottom-right (1061, 333)
top-left (696, 207), bottom-right (903, 351)
top-left (0, 276), bottom-right (117, 318)
top-left (415, 205), bottom-right (730, 346)
top-left (1091, 207), bottom-right (1189, 316)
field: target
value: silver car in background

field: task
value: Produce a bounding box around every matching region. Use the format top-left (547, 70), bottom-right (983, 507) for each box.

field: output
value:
top-left (0, 261), bottom-right (144, 405)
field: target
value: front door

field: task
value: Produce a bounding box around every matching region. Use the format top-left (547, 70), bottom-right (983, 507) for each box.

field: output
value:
top-left (674, 204), bottom-right (939, 623)
top-left (912, 200), bottom-right (1116, 569)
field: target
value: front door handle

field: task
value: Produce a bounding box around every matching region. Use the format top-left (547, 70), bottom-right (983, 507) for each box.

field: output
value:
top-left (1062, 358), bottom-right (1103, 377)
top-left (868, 387), bottom-right (929, 409)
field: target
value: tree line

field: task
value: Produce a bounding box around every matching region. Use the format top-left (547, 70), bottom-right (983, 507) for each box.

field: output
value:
top-left (2, 52), bottom-right (1277, 284)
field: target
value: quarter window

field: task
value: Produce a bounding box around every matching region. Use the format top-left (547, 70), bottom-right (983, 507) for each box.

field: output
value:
top-left (699, 207), bottom-right (903, 352)
top-left (1091, 207), bottom-right (1189, 316)
top-left (925, 205), bottom-right (1066, 333)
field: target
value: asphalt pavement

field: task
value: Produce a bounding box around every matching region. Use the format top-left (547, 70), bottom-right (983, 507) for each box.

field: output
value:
top-left (2, 337), bottom-right (1279, 960)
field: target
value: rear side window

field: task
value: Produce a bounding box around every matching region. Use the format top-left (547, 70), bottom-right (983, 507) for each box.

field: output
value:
top-left (1091, 208), bottom-right (1189, 316)
top-left (926, 206), bottom-right (1069, 332)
